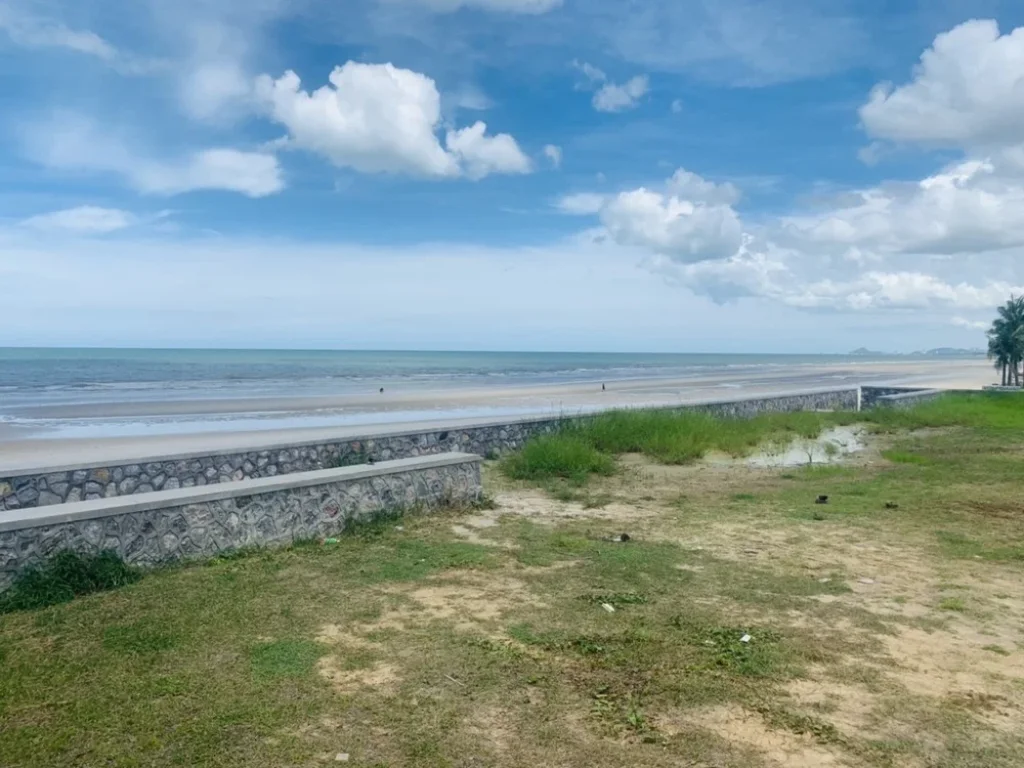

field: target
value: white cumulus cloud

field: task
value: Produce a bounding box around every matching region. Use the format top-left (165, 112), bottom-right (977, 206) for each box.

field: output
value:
top-left (779, 160), bottom-right (1024, 257)
top-left (667, 169), bottom-right (740, 205)
top-left (572, 62), bottom-right (649, 113)
top-left (256, 62), bottom-right (531, 180)
top-left (543, 144), bottom-right (562, 168)
top-left (560, 168), bottom-right (744, 263)
top-left (601, 187), bottom-right (743, 262)
top-left (446, 122), bottom-right (532, 179)
top-left (563, 147), bottom-right (1024, 313)
top-left (556, 193), bottom-right (607, 215)
top-left (790, 272), bottom-right (1023, 312)
top-left (593, 75), bottom-right (649, 113)
top-left (21, 206), bottom-right (135, 235)
top-left (668, 250), bottom-right (1023, 312)
top-left (861, 20), bottom-right (1024, 148)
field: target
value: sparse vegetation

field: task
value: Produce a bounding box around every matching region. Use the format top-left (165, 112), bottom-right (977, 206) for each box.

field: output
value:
top-left (498, 408), bottom-right (846, 485)
top-left (938, 596), bottom-right (967, 611)
top-left (497, 391), bottom-right (1024, 489)
top-left (3, 397), bottom-right (1024, 767)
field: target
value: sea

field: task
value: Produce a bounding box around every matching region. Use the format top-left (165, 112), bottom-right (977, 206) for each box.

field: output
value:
top-left (0, 348), bottom-right (943, 441)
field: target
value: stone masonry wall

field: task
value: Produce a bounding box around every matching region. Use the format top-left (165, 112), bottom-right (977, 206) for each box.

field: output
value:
top-left (873, 390), bottom-right (944, 410)
top-left (0, 457), bottom-right (481, 592)
top-left (859, 386), bottom-right (929, 409)
top-left (0, 388), bottom-right (859, 512)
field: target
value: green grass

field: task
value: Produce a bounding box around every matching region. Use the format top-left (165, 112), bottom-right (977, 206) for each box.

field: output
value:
top-left (250, 639), bottom-right (324, 679)
top-left (499, 408), bottom-right (844, 485)
top-left (0, 550), bottom-right (141, 613)
top-left (938, 597), bottom-right (967, 612)
top-left (882, 450), bottom-right (930, 465)
top-left (861, 391), bottom-right (1024, 431)
top-left (573, 408), bottom-right (831, 464)
top-left (982, 644), bottom-right (1011, 656)
top-left (936, 531), bottom-right (1024, 562)
top-left (347, 537), bottom-right (495, 583)
top-left (500, 392), bottom-right (1024, 488)
top-left (501, 434), bottom-right (616, 485)
top-left (102, 621), bottom-right (180, 655)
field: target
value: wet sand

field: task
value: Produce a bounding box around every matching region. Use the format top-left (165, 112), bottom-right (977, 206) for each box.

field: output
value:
top-left (0, 358), bottom-right (994, 473)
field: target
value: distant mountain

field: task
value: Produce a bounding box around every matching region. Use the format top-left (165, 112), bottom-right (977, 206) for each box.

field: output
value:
top-left (848, 347), bottom-right (889, 356)
top-left (847, 347), bottom-right (985, 357)
top-left (921, 347), bottom-right (986, 357)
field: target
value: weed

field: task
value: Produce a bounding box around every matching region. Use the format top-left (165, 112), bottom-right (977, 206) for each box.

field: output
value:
top-left (758, 706), bottom-right (846, 746)
top-left (938, 597), bottom-right (967, 612)
top-left (349, 538), bottom-right (494, 584)
top-left (671, 620), bottom-right (785, 678)
top-left (501, 435), bottom-right (616, 486)
top-left (473, 494), bottom-right (499, 510)
top-left (579, 591), bottom-right (649, 607)
top-left (103, 622), bottom-right (179, 655)
top-left (982, 645), bottom-right (1011, 656)
top-left (0, 550), bottom-right (140, 613)
top-left (323, 450), bottom-right (372, 469)
top-left (250, 639), bottom-right (324, 679)
top-left (582, 493), bottom-right (615, 510)
top-left (883, 450), bottom-right (930, 465)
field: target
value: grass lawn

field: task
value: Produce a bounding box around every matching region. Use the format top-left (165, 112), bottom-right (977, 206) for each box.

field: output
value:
top-left (3, 394), bottom-right (1024, 766)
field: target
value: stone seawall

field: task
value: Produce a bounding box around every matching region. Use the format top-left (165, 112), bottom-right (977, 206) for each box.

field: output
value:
top-left (874, 390), bottom-right (944, 409)
top-left (0, 453), bottom-right (481, 592)
top-left (859, 386), bottom-right (930, 409)
top-left (0, 388), bottom-right (859, 512)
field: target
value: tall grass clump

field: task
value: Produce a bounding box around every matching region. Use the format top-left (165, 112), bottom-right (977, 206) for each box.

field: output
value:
top-left (499, 408), bottom-right (842, 485)
top-left (574, 409), bottom-right (831, 465)
top-left (0, 550), bottom-right (141, 613)
top-left (501, 435), bottom-right (615, 486)
top-left (863, 392), bottom-right (1024, 431)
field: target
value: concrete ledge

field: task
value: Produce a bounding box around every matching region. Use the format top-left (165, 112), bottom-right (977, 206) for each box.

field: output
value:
top-left (0, 452), bottom-right (482, 591)
top-left (0, 453), bottom-right (479, 533)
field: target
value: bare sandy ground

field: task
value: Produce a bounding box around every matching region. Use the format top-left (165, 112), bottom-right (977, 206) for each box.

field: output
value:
top-left (0, 358), bottom-right (994, 472)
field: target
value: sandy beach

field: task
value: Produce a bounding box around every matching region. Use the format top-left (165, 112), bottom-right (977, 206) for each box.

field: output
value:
top-left (0, 357), bottom-right (994, 472)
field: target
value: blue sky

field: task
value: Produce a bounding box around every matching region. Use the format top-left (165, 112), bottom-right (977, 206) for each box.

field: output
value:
top-left (3, 0), bottom-right (1024, 352)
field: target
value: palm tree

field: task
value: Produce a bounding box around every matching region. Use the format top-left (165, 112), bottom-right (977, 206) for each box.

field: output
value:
top-left (988, 328), bottom-right (1012, 386)
top-left (988, 295), bottom-right (1024, 387)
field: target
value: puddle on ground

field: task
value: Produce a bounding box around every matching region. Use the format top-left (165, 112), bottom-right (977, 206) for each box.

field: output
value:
top-left (705, 425), bottom-right (866, 468)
